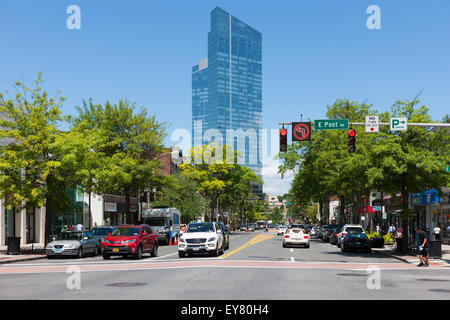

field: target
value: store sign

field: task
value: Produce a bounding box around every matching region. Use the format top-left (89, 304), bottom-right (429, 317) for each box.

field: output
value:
top-left (105, 202), bottom-right (117, 212)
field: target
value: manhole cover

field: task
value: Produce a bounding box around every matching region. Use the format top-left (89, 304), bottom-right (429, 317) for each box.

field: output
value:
top-left (336, 273), bottom-right (367, 277)
top-left (416, 279), bottom-right (450, 282)
top-left (428, 289), bottom-right (450, 293)
top-left (106, 283), bottom-right (147, 288)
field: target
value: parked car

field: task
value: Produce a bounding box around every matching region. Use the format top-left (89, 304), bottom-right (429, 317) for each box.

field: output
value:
top-left (46, 230), bottom-right (98, 258)
top-left (240, 225), bottom-right (247, 232)
top-left (90, 226), bottom-right (117, 250)
top-left (277, 225), bottom-right (287, 236)
top-left (341, 232), bottom-right (371, 253)
top-left (337, 225), bottom-right (365, 248)
top-left (217, 222), bottom-right (230, 250)
top-left (178, 222), bottom-right (224, 257)
top-left (101, 224), bottom-right (158, 260)
top-left (248, 224), bottom-right (256, 232)
top-left (283, 227), bottom-right (310, 248)
top-left (319, 225), bottom-right (328, 240)
top-left (328, 225), bottom-right (344, 245)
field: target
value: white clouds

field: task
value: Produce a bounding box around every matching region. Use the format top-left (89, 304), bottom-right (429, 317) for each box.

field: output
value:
top-left (262, 160), bottom-right (294, 196)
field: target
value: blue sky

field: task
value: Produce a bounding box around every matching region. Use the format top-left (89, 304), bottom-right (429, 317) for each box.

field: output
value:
top-left (1, 0), bottom-right (449, 195)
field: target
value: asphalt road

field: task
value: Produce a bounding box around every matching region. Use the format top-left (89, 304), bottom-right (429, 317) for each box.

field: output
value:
top-left (1, 230), bottom-right (449, 300)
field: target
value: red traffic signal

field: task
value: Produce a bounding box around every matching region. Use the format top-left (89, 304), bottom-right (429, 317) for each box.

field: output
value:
top-left (280, 128), bottom-right (288, 152)
top-left (348, 129), bottom-right (356, 153)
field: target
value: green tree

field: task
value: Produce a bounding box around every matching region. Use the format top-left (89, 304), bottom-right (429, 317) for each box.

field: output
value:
top-left (0, 74), bottom-right (76, 242)
top-left (69, 98), bottom-right (166, 223)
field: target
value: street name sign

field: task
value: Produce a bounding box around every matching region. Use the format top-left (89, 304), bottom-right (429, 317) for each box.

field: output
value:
top-left (314, 119), bottom-right (348, 130)
top-left (365, 115), bottom-right (379, 133)
top-left (390, 117), bottom-right (408, 131)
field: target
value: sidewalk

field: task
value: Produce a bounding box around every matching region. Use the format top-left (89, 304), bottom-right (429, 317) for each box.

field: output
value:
top-left (373, 243), bottom-right (450, 265)
top-left (0, 244), bottom-right (47, 264)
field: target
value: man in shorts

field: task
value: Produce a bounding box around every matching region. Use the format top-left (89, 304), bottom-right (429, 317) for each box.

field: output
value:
top-left (417, 226), bottom-right (429, 267)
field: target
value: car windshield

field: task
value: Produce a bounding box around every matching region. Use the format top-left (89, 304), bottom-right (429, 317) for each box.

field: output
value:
top-left (346, 227), bottom-right (364, 234)
top-left (55, 232), bottom-right (82, 241)
top-left (186, 223), bottom-right (215, 233)
top-left (91, 228), bottom-right (113, 235)
top-left (112, 227), bottom-right (141, 236)
top-left (143, 218), bottom-right (168, 226)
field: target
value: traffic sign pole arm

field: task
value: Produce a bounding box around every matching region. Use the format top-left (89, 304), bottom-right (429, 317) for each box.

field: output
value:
top-left (279, 122), bottom-right (450, 128)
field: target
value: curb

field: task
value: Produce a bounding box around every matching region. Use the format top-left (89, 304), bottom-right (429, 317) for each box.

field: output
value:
top-left (373, 248), bottom-right (448, 265)
top-left (0, 256), bottom-right (47, 265)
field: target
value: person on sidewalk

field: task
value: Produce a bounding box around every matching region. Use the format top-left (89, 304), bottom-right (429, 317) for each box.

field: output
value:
top-left (388, 224), bottom-right (395, 234)
top-left (417, 226), bottom-right (429, 267)
top-left (433, 224), bottom-right (441, 241)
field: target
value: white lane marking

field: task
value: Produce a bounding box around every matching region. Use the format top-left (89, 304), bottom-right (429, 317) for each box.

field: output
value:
top-left (291, 257), bottom-right (295, 262)
top-left (290, 249), bottom-right (293, 253)
top-left (151, 252), bottom-right (178, 260)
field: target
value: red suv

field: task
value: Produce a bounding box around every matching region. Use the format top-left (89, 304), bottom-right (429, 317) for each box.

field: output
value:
top-left (101, 224), bottom-right (158, 260)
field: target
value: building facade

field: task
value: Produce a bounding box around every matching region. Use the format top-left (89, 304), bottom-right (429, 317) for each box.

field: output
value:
top-left (192, 7), bottom-right (263, 197)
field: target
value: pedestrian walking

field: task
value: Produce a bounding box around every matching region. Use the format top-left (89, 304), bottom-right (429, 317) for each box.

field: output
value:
top-left (417, 226), bottom-right (429, 267)
top-left (76, 222), bottom-right (84, 231)
top-left (376, 224), bottom-right (380, 234)
top-left (433, 224), bottom-right (441, 241)
top-left (60, 225), bottom-right (67, 233)
top-left (388, 224), bottom-right (395, 234)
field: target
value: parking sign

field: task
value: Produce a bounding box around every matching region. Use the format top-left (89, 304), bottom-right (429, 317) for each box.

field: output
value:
top-left (365, 116), bottom-right (379, 133)
top-left (390, 118), bottom-right (408, 131)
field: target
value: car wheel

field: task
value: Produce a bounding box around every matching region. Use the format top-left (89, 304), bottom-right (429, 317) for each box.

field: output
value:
top-left (103, 254), bottom-right (110, 260)
top-left (366, 248), bottom-right (372, 254)
top-left (151, 244), bottom-right (158, 257)
top-left (178, 251), bottom-right (185, 258)
top-left (135, 246), bottom-right (143, 259)
top-left (283, 243), bottom-right (287, 248)
top-left (211, 247), bottom-right (219, 257)
top-left (305, 244), bottom-right (310, 248)
top-left (77, 247), bottom-right (83, 259)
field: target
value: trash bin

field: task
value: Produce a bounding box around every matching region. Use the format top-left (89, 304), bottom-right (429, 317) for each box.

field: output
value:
top-left (396, 238), bottom-right (408, 255)
top-left (6, 237), bottom-right (21, 255)
top-left (429, 240), bottom-right (442, 258)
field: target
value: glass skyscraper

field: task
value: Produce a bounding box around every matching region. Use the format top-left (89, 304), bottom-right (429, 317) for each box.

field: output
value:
top-left (192, 7), bottom-right (263, 196)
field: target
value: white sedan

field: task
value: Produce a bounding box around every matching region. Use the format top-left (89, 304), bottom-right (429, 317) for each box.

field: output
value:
top-left (277, 225), bottom-right (287, 236)
top-left (283, 228), bottom-right (310, 248)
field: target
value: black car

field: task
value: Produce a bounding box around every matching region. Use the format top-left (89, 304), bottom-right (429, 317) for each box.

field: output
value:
top-left (90, 225), bottom-right (118, 250)
top-left (341, 232), bottom-right (371, 253)
top-left (217, 222), bottom-right (230, 250)
top-left (329, 225), bottom-right (344, 245)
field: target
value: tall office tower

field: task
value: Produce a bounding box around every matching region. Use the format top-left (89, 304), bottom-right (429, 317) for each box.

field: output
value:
top-left (192, 7), bottom-right (263, 197)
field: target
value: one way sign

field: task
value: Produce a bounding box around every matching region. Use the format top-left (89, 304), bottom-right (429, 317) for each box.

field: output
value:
top-left (390, 118), bottom-right (408, 131)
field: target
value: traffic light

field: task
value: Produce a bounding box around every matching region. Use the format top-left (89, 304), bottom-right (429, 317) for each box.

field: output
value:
top-left (280, 128), bottom-right (288, 152)
top-left (348, 128), bottom-right (356, 153)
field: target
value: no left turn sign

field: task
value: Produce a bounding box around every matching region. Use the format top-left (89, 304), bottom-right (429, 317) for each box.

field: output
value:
top-left (292, 122), bottom-right (311, 141)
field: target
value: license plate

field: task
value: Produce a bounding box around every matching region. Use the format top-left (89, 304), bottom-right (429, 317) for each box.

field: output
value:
top-left (113, 248), bottom-right (119, 252)
top-left (55, 249), bottom-right (62, 253)
top-left (193, 247), bottom-right (200, 251)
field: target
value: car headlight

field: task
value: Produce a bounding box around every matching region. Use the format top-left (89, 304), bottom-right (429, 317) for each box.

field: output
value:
top-left (65, 244), bottom-right (76, 249)
top-left (122, 239), bottom-right (136, 244)
top-left (46, 244), bottom-right (53, 249)
top-left (208, 237), bottom-right (216, 242)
